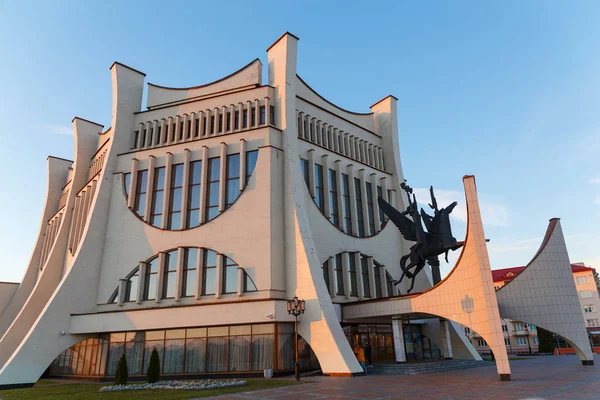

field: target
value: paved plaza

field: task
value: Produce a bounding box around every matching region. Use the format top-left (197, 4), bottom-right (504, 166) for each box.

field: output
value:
top-left (204, 355), bottom-right (599, 400)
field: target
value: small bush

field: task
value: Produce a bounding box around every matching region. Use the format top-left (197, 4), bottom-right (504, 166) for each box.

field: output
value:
top-left (146, 347), bottom-right (161, 383)
top-left (114, 353), bottom-right (128, 385)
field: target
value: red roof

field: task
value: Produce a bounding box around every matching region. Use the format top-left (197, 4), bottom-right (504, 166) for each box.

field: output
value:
top-left (492, 264), bottom-right (595, 283)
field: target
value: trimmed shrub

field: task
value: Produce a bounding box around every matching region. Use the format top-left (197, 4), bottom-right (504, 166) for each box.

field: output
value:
top-left (114, 353), bottom-right (128, 385)
top-left (538, 327), bottom-right (555, 353)
top-left (146, 347), bottom-right (161, 383)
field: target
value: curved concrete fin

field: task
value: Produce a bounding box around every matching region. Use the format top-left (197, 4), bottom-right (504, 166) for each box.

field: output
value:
top-left (343, 175), bottom-right (511, 380)
top-left (496, 219), bottom-right (594, 363)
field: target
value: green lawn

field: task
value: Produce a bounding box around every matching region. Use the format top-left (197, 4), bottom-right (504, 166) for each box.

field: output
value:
top-left (0, 379), bottom-right (302, 400)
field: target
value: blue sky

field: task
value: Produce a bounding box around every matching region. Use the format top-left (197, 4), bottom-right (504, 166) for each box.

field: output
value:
top-left (0, 1), bottom-right (599, 282)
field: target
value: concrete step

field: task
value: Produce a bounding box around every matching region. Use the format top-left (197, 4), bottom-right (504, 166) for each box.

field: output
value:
top-left (368, 360), bottom-right (490, 375)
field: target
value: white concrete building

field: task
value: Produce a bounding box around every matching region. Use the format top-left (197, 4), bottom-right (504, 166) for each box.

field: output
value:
top-left (0, 33), bottom-right (592, 388)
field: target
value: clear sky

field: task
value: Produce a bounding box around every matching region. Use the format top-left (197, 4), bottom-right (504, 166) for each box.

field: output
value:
top-left (0, 1), bottom-right (599, 282)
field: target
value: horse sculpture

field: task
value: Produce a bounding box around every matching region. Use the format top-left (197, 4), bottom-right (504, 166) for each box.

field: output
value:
top-left (378, 182), bottom-right (463, 293)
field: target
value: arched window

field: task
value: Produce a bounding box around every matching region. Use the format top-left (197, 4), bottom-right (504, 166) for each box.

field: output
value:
top-left (243, 270), bottom-right (257, 293)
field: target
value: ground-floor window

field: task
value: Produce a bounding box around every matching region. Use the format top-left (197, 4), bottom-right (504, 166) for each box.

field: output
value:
top-left (49, 323), bottom-right (318, 377)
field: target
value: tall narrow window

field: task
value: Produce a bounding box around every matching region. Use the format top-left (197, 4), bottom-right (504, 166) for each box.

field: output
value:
top-left (300, 158), bottom-right (309, 187)
top-left (374, 263), bottom-right (382, 298)
top-left (202, 250), bottom-right (217, 295)
top-left (234, 111), bottom-right (240, 129)
top-left (251, 107), bottom-right (256, 126)
top-left (259, 106), bottom-right (266, 124)
top-left (226, 112), bottom-right (231, 131)
top-left (134, 170), bottom-right (148, 217)
top-left (167, 164), bottom-right (183, 229)
top-left (218, 113), bottom-right (223, 133)
top-left (366, 182), bottom-right (375, 235)
top-left (386, 272), bottom-right (394, 297)
top-left (205, 158), bottom-right (220, 221)
top-left (335, 254), bottom-right (344, 296)
top-left (348, 254), bottom-right (358, 296)
top-left (162, 250), bottom-right (178, 299)
top-left (322, 260), bottom-right (331, 295)
top-left (377, 185), bottom-right (385, 225)
top-left (210, 116), bottom-right (215, 134)
top-left (243, 271), bottom-right (257, 292)
top-left (328, 169), bottom-right (339, 226)
top-left (123, 173), bottom-right (131, 201)
top-left (132, 130), bottom-right (139, 149)
top-left (193, 118), bottom-right (199, 137)
top-left (361, 256), bottom-right (370, 297)
top-left (182, 248), bottom-right (197, 298)
top-left (342, 174), bottom-right (352, 234)
top-left (269, 105), bottom-right (275, 125)
top-left (314, 164), bottom-right (324, 211)
top-left (150, 167), bottom-right (165, 227)
top-left (225, 154), bottom-right (240, 208)
top-left (222, 256), bottom-right (238, 294)
top-left (242, 109), bottom-right (248, 128)
top-left (186, 161), bottom-right (202, 228)
top-left (245, 150), bottom-right (258, 184)
top-left (125, 268), bottom-right (139, 302)
top-left (143, 257), bottom-right (158, 300)
top-left (355, 178), bottom-right (365, 237)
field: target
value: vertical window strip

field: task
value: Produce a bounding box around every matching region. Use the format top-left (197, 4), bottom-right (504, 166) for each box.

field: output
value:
top-left (245, 150), bottom-right (258, 185)
top-left (300, 158), bottom-right (309, 188)
top-left (225, 154), bottom-right (241, 208)
top-left (162, 250), bottom-right (178, 299)
top-left (354, 178), bottom-right (365, 237)
top-left (335, 254), bottom-right (344, 296)
top-left (269, 105), bottom-right (275, 125)
top-left (222, 256), bottom-right (238, 294)
top-left (123, 173), bottom-right (131, 201)
top-left (259, 106), bottom-right (266, 125)
top-left (167, 164), bottom-right (184, 229)
top-left (314, 164), bottom-right (324, 211)
top-left (361, 256), bottom-right (370, 297)
top-left (341, 173), bottom-right (352, 235)
top-left (186, 161), bottom-right (202, 228)
top-left (202, 250), bottom-right (217, 295)
top-left (328, 169), bottom-right (339, 226)
top-left (125, 268), bottom-right (139, 302)
top-left (150, 167), bottom-right (165, 227)
top-left (143, 258), bottom-right (158, 300)
top-left (377, 185), bottom-right (385, 225)
top-left (374, 263), bottom-right (382, 298)
top-left (134, 170), bottom-right (148, 218)
top-left (182, 248), bottom-right (198, 297)
top-left (386, 272), bottom-right (394, 297)
top-left (348, 254), bottom-right (358, 296)
top-left (322, 260), bottom-right (331, 295)
top-left (366, 182), bottom-right (375, 235)
top-left (205, 158), bottom-right (221, 221)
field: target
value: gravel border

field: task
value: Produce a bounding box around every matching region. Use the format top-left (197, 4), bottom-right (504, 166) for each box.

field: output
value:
top-left (100, 379), bottom-right (247, 392)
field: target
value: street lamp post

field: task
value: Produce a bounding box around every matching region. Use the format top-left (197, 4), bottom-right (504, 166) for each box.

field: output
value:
top-left (287, 296), bottom-right (305, 381)
top-left (524, 324), bottom-right (532, 354)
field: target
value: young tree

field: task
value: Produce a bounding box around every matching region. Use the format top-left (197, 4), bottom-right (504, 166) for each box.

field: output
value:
top-left (146, 347), bottom-right (161, 383)
top-left (114, 353), bottom-right (128, 385)
top-left (537, 327), bottom-right (555, 353)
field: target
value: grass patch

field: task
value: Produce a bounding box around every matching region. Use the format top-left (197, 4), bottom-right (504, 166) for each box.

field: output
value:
top-left (1, 379), bottom-right (302, 400)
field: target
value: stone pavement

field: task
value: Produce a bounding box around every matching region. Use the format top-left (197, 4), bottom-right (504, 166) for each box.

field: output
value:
top-left (201, 355), bottom-right (599, 400)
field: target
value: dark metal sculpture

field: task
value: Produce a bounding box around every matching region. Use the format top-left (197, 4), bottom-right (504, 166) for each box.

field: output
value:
top-left (378, 181), bottom-right (463, 293)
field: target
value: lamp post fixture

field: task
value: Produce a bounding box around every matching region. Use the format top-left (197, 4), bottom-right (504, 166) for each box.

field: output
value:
top-left (287, 296), bottom-right (305, 381)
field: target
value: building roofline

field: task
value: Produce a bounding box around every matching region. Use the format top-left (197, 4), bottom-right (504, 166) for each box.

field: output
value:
top-left (71, 117), bottom-right (104, 128)
top-left (370, 95), bottom-right (399, 109)
top-left (297, 74), bottom-right (373, 117)
top-left (266, 31), bottom-right (300, 52)
top-left (47, 156), bottom-right (73, 163)
top-left (109, 61), bottom-right (146, 77)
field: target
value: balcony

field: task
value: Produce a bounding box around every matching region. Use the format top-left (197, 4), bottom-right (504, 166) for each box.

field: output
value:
top-left (513, 329), bottom-right (530, 336)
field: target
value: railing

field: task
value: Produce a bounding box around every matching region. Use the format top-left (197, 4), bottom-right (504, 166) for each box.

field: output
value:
top-left (131, 97), bottom-right (274, 151)
top-left (297, 111), bottom-right (385, 172)
top-left (68, 173), bottom-right (100, 255)
top-left (39, 208), bottom-right (65, 270)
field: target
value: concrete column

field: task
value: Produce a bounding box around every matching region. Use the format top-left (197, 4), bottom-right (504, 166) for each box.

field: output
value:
top-left (332, 128), bottom-right (338, 152)
top-left (342, 252), bottom-right (350, 299)
top-left (137, 122), bottom-right (145, 149)
top-left (137, 262), bottom-right (146, 305)
top-left (254, 99), bottom-right (260, 127)
top-left (378, 147), bottom-right (384, 170)
top-left (156, 252), bottom-right (166, 303)
top-left (315, 120), bottom-right (322, 145)
top-left (199, 146), bottom-right (209, 224)
top-left (371, 173), bottom-right (381, 232)
top-left (246, 100), bottom-right (252, 128)
top-left (218, 142), bottom-right (227, 213)
top-left (348, 135), bottom-right (355, 159)
top-left (159, 118), bottom-right (167, 144)
top-left (222, 105), bottom-right (228, 132)
top-left (145, 121), bottom-right (153, 148)
top-left (307, 149), bottom-right (316, 198)
top-left (367, 256), bottom-right (377, 298)
top-left (166, 116), bottom-right (174, 144)
top-left (297, 112), bottom-right (304, 138)
top-left (183, 114), bottom-right (190, 141)
top-left (195, 248), bottom-right (204, 300)
top-left (237, 267), bottom-right (244, 296)
top-left (143, 156), bottom-right (156, 223)
top-left (392, 319), bottom-right (406, 363)
top-left (214, 107), bottom-right (220, 134)
top-left (440, 319), bottom-right (454, 359)
top-left (229, 104), bottom-right (235, 131)
top-left (322, 123), bottom-right (329, 149)
top-left (237, 102), bottom-right (244, 130)
top-left (174, 115), bottom-right (181, 143)
top-left (118, 279), bottom-right (127, 306)
top-left (347, 164), bottom-right (358, 236)
top-left (199, 111), bottom-right (206, 136)
top-left (180, 149), bottom-right (191, 229)
top-left (161, 153), bottom-right (173, 229)
top-left (174, 247), bottom-right (184, 302)
top-left (215, 254), bottom-right (223, 298)
top-left (321, 154), bottom-right (330, 219)
top-left (239, 139), bottom-right (246, 191)
top-left (190, 112), bottom-right (196, 139)
top-left (205, 109), bottom-right (212, 136)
